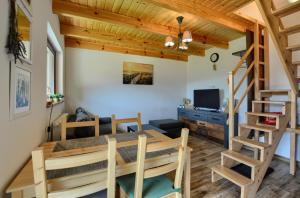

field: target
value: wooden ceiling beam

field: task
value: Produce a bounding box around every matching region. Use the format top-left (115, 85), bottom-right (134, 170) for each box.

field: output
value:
top-left (144, 0), bottom-right (250, 32)
top-left (65, 37), bottom-right (188, 62)
top-left (60, 24), bottom-right (205, 56)
top-left (52, 0), bottom-right (228, 49)
top-left (272, 0), bottom-right (300, 18)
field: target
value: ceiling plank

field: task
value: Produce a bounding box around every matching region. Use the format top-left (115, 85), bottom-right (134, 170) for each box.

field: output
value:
top-left (144, 0), bottom-right (250, 32)
top-left (65, 37), bottom-right (189, 61)
top-left (53, 0), bottom-right (229, 49)
top-left (60, 24), bottom-right (205, 56)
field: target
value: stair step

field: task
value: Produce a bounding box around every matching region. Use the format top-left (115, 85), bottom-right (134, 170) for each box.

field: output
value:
top-left (240, 123), bottom-right (277, 133)
top-left (272, 1), bottom-right (300, 17)
top-left (286, 44), bottom-right (300, 51)
top-left (287, 126), bottom-right (300, 134)
top-left (280, 24), bottom-right (300, 35)
top-left (212, 165), bottom-right (252, 187)
top-left (256, 122), bottom-right (279, 128)
top-left (293, 61), bottom-right (300, 65)
top-left (252, 100), bottom-right (289, 105)
top-left (247, 112), bottom-right (282, 119)
top-left (259, 89), bottom-right (290, 96)
top-left (232, 136), bottom-right (271, 150)
top-left (222, 150), bottom-right (261, 168)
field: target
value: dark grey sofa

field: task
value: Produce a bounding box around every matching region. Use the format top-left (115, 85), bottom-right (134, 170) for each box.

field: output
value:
top-left (67, 115), bottom-right (112, 139)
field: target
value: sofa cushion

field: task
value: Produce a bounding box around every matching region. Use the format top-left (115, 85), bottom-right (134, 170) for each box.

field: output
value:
top-left (99, 117), bottom-right (111, 125)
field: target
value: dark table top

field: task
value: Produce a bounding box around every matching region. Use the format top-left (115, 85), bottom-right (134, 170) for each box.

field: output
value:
top-left (48, 131), bottom-right (175, 179)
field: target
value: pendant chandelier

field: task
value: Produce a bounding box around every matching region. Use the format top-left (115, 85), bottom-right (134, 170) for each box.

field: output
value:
top-left (164, 16), bottom-right (192, 50)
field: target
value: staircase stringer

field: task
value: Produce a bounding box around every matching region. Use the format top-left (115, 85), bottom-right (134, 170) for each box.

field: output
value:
top-left (246, 104), bottom-right (291, 198)
top-left (255, 0), bottom-right (298, 94)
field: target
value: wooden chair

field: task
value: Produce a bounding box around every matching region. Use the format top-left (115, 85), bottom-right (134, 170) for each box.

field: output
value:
top-left (117, 128), bottom-right (189, 198)
top-left (61, 114), bottom-right (100, 141)
top-left (32, 137), bottom-right (116, 198)
top-left (111, 113), bottom-right (142, 135)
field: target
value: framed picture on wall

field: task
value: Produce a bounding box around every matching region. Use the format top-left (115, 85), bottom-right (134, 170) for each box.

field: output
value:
top-left (123, 62), bottom-right (153, 85)
top-left (10, 62), bottom-right (31, 120)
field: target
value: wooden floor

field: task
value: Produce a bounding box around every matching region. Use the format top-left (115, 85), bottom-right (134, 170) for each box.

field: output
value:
top-left (188, 135), bottom-right (300, 198)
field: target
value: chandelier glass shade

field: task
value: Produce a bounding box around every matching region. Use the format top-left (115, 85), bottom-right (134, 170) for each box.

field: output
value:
top-left (182, 30), bottom-right (192, 43)
top-left (164, 36), bottom-right (175, 47)
top-left (164, 16), bottom-right (192, 51)
top-left (179, 42), bottom-right (188, 50)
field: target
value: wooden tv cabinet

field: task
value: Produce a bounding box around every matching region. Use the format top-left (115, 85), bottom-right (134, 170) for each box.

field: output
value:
top-left (177, 108), bottom-right (238, 148)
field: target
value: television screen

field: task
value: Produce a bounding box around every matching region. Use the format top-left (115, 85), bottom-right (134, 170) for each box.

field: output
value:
top-left (194, 89), bottom-right (220, 110)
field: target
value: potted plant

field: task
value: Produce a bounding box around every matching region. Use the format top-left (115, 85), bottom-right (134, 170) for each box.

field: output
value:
top-left (50, 94), bottom-right (58, 103)
top-left (57, 94), bottom-right (64, 102)
top-left (50, 93), bottom-right (64, 103)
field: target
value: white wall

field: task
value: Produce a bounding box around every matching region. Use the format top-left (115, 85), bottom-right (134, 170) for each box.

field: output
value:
top-left (187, 37), bottom-right (248, 122)
top-left (65, 48), bottom-right (187, 124)
top-left (0, 0), bottom-right (65, 196)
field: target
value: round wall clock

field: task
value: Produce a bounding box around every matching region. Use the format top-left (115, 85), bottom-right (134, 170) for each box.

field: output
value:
top-left (210, 53), bottom-right (219, 71)
top-left (210, 53), bottom-right (219, 63)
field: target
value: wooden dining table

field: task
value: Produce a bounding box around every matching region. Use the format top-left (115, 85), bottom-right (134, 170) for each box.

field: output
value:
top-left (6, 130), bottom-right (191, 198)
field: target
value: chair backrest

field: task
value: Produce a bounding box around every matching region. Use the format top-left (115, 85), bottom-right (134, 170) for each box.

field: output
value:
top-left (32, 137), bottom-right (116, 198)
top-left (134, 128), bottom-right (189, 198)
top-left (111, 113), bottom-right (142, 134)
top-left (61, 114), bottom-right (100, 141)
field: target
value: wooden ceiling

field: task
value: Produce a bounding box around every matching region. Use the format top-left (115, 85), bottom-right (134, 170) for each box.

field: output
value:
top-left (53, 0), bottom-right (254, 61)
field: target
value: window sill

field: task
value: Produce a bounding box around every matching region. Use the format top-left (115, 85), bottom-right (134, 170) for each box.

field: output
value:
top-left (46, 100), bottom-right (64, 108)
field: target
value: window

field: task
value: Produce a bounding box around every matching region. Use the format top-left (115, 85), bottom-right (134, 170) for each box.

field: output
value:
top-left (46, 40), bottom-right (56, 96)
top-left (46, 23), bottom-right (64, 107)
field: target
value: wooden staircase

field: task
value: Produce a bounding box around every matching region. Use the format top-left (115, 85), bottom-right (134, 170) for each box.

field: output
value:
top-left (255, 0), bottom-right (300, 94)
top-left (255, 0), bottom-right (300, 176)
top-left (212, 90), bottom-right (291, 198)
top-left (211, 1), bottom-right (300, 195)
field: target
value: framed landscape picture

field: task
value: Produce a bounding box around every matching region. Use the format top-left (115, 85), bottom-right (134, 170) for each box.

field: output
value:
top-left (10, 63), bottom-right (31, 119)
top-left (123, 62), bottom-right (153, 85)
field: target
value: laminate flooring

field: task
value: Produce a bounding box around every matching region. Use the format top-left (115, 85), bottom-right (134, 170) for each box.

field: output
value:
top-left (188, 135), bottom-right (300, 198)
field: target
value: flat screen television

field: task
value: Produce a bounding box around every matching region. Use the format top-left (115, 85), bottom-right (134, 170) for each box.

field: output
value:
top-left (194, 89), bottom-right (220, 110)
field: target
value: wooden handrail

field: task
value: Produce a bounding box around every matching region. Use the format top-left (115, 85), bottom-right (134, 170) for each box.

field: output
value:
top-left (227, 43), bottom-right (255, 142)
top-left (232, 44), bottom-right (254, 75)
top-left (234, 79), bottom-right (255, 113)
top-left (227, 22), bottom-right (268, 156)
top-left (225, 59), bottom-right (255, 114)
top-left (234, 61), bottom-right (255, 95)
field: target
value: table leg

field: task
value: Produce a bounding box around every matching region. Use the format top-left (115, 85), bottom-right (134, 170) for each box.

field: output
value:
top-left (184, 148), bottom-right (191, 198)
top-left (11, 191), bottom-right (23, 198)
